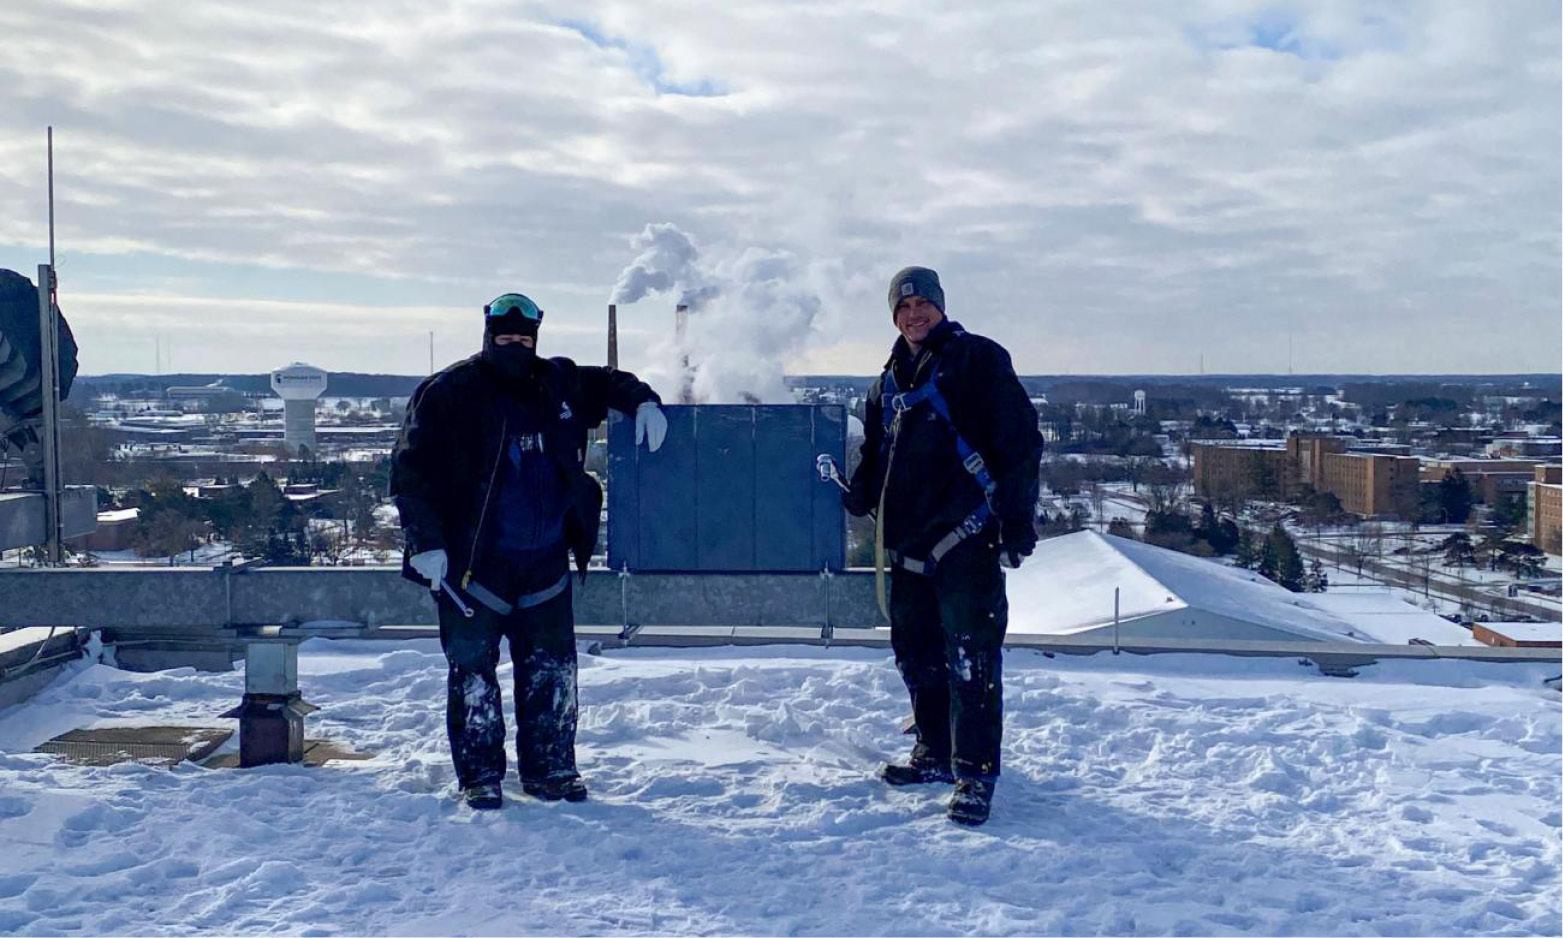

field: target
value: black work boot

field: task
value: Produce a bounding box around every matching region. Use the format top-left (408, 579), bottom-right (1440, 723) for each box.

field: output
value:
top-left (463, 782), bottom-right (503, 811)
top-left (878, 759), bottom-right (955, 787)
top-left (947, 779), bottom-right (994, 826)
top-left (523, 775), bottom-right (589, 803)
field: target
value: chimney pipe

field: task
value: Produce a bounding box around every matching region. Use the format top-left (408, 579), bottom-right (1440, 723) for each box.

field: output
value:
top-left (675, 304), bottom-right (694, 404)
top-left (607, 303), bottom-right (619, 369)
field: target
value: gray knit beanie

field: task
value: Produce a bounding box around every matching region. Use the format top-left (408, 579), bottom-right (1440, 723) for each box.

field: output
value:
top-left (887, 266), bottom-right (944, 317)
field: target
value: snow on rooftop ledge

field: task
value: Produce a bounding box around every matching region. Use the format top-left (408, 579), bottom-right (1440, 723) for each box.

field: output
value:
top-left (0, 640), bottom-right (1557, 935)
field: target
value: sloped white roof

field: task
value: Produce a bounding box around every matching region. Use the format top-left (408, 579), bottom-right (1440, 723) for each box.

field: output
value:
top-left (1006, 531), bottom-right (1452, 644)
top-left (1005, 530), bottom-right (1186, 634)
top-left (1296, 591), bottom-right (1480, 646)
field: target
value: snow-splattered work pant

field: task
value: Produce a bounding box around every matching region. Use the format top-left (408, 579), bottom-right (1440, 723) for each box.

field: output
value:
top-left (436, 585), bottom-right (580, 789)
top-left (889, 539), bottom-right (1009, 781)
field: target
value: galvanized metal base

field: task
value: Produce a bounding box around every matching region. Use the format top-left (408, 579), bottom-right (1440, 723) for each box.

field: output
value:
top-left (220, 692), bottom-right (317, 767)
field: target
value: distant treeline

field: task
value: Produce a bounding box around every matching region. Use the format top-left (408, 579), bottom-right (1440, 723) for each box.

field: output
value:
top-left (73, 372), bottom-right (426, 400)
top-left (1340, 380), bottom-right (1563, 409)
top-left (74, 371), bottom-right (1563, 404)
top-left (795, 373), bottom-right (1562, 399)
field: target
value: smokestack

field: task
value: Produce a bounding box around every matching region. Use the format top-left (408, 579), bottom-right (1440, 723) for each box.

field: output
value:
top-left (675, 304), bottom-right (694, 404)
top-left (607, 304), bottom-right (619, 369)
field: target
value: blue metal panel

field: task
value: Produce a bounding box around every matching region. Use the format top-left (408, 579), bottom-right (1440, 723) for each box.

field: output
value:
top-left (752, 406), bottom-right (812, 569)
top-left (607, 404), bottom-right (845, 572)
top-left (697, 407), bottom-right (757, 568)
top-left (640, 406), bottom-right (701, 570)
top-left (605, 412), bottom-right (639, 568)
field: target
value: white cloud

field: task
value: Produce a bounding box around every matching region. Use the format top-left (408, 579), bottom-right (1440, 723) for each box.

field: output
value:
top-left (0, 0), bottom-right (1555, 375)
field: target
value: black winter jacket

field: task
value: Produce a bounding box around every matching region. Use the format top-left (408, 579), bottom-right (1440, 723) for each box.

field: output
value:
top-left (844, 319), bottom-right (1042, 559)
top-left (390, 353), bottom-right (659, 588)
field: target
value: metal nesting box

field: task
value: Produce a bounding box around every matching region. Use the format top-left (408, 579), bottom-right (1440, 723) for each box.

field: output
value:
top-left (607, 404), bottom-right (846, 572)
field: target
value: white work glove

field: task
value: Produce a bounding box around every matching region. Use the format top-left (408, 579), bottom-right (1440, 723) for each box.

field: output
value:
top-left (635, 401), bottom-right (667, 453)
top-left (409, 549), bottom-right (448, 592)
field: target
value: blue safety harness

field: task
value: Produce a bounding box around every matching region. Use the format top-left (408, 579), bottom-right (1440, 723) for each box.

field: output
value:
top-left (878, 353), bottom-right (997, 575)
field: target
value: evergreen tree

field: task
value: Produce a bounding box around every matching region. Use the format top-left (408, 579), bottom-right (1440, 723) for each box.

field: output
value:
top-left (1257, 532), bottom-right (1279, 580)
top-left (1303, 558), bottom-right (1329, 593)
top-left (1500, 544), bottom-right (1546, 579)
top-left (1194, 500), bottom-right (1218, 544)
top-left (1436, 470), bottom-right (1474, 524)
top-left (1233, 528), bottom-right (1258, 568)
top-left (1441, 532), bottom-right (1476, 568)
top-left (1215, 518), bottom-right (1241, 555)
top-left (1261, 523), bottom-right (1306, 592)
top-left (1193, 500), bottom-right (1238, 555)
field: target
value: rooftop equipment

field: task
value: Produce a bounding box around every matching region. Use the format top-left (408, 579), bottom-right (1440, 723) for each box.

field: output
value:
top-left (608, 404), bottom-right (846, 572)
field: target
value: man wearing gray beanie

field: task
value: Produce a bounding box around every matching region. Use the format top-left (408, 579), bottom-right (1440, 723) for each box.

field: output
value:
top-left (844, 265), bottom-right (1042, 826)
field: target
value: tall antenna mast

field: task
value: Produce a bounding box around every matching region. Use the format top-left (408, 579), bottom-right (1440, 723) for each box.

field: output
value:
top-left (47, 127), bottom-right (56, 274)
top-left (38, 126), bottom-right (64, 563)
top-left (428, 330), bottom-right (434, 375)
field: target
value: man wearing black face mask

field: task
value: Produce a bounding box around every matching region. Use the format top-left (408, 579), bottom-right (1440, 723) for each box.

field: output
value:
top-left (391, 292), bottom-right (667, 810)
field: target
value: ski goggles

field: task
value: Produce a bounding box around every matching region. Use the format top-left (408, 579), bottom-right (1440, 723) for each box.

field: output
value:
top-left (484, 293), bottom-right (544, 323)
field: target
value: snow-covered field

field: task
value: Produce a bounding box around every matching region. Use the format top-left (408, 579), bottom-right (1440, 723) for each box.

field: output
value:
top-left (0, 642), bottom-right (1558, 936)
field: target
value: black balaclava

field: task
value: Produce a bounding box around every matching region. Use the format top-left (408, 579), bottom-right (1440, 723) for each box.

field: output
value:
top-left (481, 293), bottom-right (544, 383)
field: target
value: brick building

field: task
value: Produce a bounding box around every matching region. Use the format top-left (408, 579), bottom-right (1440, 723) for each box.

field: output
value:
top-left (1190, 442), bottom-right (1294, 502)
top-left (1529, 464), bottom-right (1561, 556)
top-left (1318, 452), bottom-right (1420, 517)
top-left (1422, 458), bottom-right (1545, 505)
top-left (1194, 435), bottom-right (1419, 517)
top-left (1472, 622), bottom-right (1560, 648)
top-left (69, 508), bottom-right (139, 552)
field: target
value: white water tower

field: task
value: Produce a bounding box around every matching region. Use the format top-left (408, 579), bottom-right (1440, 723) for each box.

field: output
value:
top-left (1133, 389), bottom-right (1146, 416)
top-left (270, 363), bottom-right (328, 456)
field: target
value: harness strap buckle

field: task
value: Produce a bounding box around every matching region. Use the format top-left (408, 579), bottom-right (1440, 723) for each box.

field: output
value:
top-left (886, 550), bottom-right (927, 576)
top-left (891, 504), bottom-right (992, 578)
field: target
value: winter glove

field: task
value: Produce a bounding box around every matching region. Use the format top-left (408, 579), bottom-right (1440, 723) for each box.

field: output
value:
top-left (999, 519), bottom-right (1036, 570)
top-left (635, 401), bottom-right (668, 452)
top-left (409, 549), bottom-right (448, 592)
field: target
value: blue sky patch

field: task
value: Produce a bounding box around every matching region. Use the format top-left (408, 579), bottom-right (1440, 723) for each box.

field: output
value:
top-left (1185, 10), bottom-right (1344, 62)
top-left (561, 19), bottom-right (727, 97)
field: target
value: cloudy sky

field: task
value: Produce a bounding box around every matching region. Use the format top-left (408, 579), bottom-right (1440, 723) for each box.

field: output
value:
top-left (0, 0), bottom-right (1557, 378)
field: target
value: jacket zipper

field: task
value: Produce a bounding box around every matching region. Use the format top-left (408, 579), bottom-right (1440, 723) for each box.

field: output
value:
top-left (462, 416), bottom-right (508, 590)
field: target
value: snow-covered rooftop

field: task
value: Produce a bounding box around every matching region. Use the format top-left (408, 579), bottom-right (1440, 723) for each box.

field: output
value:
top-left (1482, 622), bottom-right (1563, 644)
top-left (1299, 591), bottom-right (1477, 645)
top-left (1005, 532), bottom-right (1476, 645)
top-left (0, 641), bottom-right (1556, 935)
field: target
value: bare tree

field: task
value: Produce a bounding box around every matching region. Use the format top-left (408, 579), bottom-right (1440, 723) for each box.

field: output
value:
top-left (1348, 522), bottom-right (1383, 578)
top-left (1136, 462), bottom-right (1178, 515)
